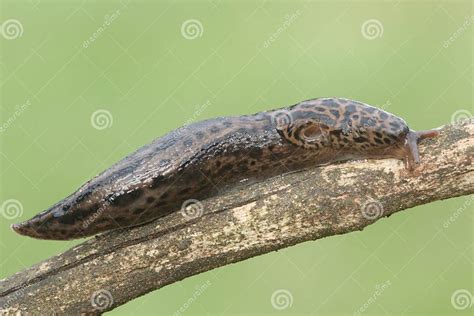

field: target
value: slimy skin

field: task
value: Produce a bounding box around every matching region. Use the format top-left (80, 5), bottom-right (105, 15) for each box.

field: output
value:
top-left (11, 98), bottom-right (439, 240)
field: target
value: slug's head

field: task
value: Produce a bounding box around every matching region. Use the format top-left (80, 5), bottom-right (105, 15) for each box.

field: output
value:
top-left (274, 98), bottom-right (439, 169)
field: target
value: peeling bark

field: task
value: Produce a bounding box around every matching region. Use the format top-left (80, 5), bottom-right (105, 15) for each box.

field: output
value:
top-left (0, 120), bottom-right (472, 314)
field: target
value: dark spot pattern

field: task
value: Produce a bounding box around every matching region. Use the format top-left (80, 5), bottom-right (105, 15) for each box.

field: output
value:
top-left (111, 189), bottom-right (144, 207)
top-left (330, 109), bottom-right (340, 119)
top-left (133, 208), bottom-right (146, 214)
top-left (146, 197), bottom-right (155, 204)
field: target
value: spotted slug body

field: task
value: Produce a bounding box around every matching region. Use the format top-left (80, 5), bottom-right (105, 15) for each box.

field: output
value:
top-left (12, 98), bottom-right (439, 240)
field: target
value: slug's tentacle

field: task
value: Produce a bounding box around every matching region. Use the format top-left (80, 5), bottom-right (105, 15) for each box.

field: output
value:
top-left (11, 97), bottom-right (439, 240)
top-left (416, 129), bottom-right (440, 140)
top-left (404, 129), bottom-right (440, 169)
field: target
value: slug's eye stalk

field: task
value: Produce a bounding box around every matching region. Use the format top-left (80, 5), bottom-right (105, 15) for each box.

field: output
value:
top-left (404, 129), bottom-right (440, 170)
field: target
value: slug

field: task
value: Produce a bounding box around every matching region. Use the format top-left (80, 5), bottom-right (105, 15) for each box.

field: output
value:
top-left (11, 97), bottom-right (439, 240)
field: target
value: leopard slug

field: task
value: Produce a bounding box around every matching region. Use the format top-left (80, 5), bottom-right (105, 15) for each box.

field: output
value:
top-left (11, 97), bottom-right (439, 240)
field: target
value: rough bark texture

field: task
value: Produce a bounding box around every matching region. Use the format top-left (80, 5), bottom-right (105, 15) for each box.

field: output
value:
top-left (0, 120), bottom-right (472, 315)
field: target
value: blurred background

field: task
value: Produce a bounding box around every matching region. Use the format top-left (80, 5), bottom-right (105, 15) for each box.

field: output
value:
top-left (0, 0), bottom-right (472, 315)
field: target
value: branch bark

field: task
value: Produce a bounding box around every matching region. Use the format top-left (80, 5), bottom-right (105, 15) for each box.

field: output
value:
top-left (1, 120), bottom-right (473, 314)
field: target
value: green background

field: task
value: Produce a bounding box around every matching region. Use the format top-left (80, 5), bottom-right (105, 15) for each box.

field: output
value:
top-left (1, 0), bottom-right (473, 315)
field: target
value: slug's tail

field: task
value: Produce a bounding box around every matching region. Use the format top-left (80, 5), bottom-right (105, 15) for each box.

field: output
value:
top-left (11, 222), bottom-right (35, 238)
top-left (11, 219), bottom-right (48, 240)
top-left (10, 197), bottom-right (82, 240)
top-left (11, 217), bottom-right (84, 241)
top-left (10, 212), bottom-right (64, 240)
top-left (404, 128), bottom-right (440, 169)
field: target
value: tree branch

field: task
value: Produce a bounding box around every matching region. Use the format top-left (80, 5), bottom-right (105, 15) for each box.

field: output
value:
top-left (0, 120), bottom-right (472, 314)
